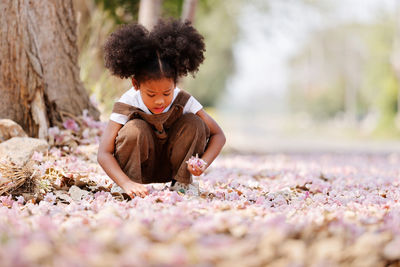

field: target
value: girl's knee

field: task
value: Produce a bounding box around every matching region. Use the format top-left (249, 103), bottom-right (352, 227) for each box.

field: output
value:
top-left (116, 119), bottom-right (153, 145)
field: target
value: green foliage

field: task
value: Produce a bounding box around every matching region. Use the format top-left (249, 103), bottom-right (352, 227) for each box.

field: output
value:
top-left (362, 17), bottom-right (399, 135)
top-left (162, 0), bottom-right (184, 18)
top-left (94, 0), bottom-right (185, 23)
top-left (94, 0), bottom-right (140, 23)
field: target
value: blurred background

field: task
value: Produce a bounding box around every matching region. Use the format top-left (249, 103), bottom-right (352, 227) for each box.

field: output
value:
top-left (74, 0), bottom-right (400, 154)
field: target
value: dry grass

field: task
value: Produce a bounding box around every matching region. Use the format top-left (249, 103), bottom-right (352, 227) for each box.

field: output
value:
top-left (0, 160), bottom-right (38, 197)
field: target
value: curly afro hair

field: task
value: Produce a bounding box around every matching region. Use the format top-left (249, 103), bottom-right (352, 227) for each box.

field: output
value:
top-left (104, 18), bottom-right (206, 84)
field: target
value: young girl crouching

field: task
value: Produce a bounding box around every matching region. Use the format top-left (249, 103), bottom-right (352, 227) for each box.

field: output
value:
top-left (97, 19), bottom-right (226, 198)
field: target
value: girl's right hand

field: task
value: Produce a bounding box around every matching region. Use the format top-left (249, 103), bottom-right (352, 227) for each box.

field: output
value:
top-left (121, 180), bottom-right (149, 198)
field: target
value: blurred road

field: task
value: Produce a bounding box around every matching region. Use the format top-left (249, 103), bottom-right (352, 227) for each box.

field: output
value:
top-left (217, 111), bottom-right (400, 154)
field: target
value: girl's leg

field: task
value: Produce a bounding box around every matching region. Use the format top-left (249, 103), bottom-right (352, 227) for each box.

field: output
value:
top-left (167, 113), bottom-right (210, 184)
top-left (114, 119), bottom-right (156, 184)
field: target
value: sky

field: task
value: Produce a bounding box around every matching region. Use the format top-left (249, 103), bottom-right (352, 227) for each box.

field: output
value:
top-left (219, 0), bottom-right (398, 112)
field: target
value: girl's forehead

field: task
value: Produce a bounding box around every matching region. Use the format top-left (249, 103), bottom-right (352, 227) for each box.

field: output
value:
top-left (142, 78), bottom-right (174, 92)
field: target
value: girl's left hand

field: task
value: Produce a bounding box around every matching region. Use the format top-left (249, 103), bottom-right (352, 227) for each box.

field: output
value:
top-left (187, 160), bottom-right (207, 176)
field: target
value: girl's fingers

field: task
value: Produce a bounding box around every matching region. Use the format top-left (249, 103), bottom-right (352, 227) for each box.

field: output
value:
top-left (133, 192), bottom-right (143, 198)
top-left (126, 186), bottom-right (148, 198)
top-left (139, 189), bottom-right (148, 197)
top-left (194, 164), bottom-right (204, 173)
top-left (136, 186), bottom-right (148, 197)
top-left (187, 163), bottom-right (204, 176)
top-left (191, 167), bottom-right (203, 176)
top-left (192, 163), bottom-right (206, 173)
top-left (189, 163), bottom-right (199, 171)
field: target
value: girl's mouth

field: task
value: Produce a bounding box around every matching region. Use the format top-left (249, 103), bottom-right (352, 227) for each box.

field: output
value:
top-left (153, 107), bottom-right (165, 113)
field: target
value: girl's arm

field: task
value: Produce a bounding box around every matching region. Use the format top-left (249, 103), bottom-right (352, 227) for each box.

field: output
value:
top-left (97, 120), bottom-right (149, 198)
top-left (188, 109), bottom-right (226, 176)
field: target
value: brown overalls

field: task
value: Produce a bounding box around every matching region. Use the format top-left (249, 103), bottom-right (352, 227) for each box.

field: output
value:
top-left (112, 90), bottom-right (210, 184)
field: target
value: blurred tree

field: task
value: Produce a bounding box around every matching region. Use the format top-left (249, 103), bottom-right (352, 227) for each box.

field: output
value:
top-left (0, 0), bottom-right (99, 138)
top-left (390, 2), bottom-right (400, 126)
top-left (288, 24), bottom-right (367, 121)
top-left (139, 0), bottom-right (162, 29)
top-left (289, 15), bottom-right (400, 136)
top-left (181, 0), bottom-right (198, 22)
top-left (137, 0), bottom-right (197, 29)
top-left (363, 17), bottom-right (398, 135)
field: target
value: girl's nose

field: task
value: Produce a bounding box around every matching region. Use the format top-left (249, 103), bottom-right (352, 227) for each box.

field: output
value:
top-left (155, 97), bottom-right (164, 105)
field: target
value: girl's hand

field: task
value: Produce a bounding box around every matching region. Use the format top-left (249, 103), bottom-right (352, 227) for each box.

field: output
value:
top-left (121, 180), bottom-right (149, 198)
top-left (187, 158), bottom-right (208, 176)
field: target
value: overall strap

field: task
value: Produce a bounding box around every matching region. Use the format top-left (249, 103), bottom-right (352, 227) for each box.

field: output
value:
top-left (172, 90), bottom-right (191, 107)
top-left (161, 90), bottom-right (191, 129)
top-left (112, 102), bottom-right (143, 116)
top-left (111, 89), bottom-right (191, 116)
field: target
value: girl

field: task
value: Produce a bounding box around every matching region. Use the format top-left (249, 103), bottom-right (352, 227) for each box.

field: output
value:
top-left (97, 19), bottom-right (226, 199)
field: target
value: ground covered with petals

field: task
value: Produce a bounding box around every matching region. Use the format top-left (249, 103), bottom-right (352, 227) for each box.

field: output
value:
top-left (1, 120), bottom-right (400, 266)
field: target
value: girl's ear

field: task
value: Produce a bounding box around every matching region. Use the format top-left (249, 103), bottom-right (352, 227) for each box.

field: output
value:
top-left (131, 77), bottom-right (139, 90)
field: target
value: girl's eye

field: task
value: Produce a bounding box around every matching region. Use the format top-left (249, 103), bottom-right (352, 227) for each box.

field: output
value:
top-left (163, 93), bottom-right (171, 96)
top-left (147, 94), bottom-right (155, 97)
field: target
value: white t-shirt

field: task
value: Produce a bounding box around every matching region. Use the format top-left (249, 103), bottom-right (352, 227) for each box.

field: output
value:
top-left (110, 87), bottom-right (203, 125)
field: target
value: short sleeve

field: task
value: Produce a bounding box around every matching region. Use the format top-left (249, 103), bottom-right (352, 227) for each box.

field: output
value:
top-left (109, 88), bottom-right (137, 125)
top-left (183, 96), bottom-right (203, 114)
top-left (110, 112), bottom-right (129, 125)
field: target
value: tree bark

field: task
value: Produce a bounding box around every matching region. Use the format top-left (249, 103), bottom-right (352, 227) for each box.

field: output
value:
top-left (138, 0), bottom-right (162, 30)
top-left (0, 0), bottom-right (99, 139)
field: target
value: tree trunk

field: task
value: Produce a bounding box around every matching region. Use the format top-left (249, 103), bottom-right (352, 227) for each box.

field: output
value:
top-left (343, 39), bottom-right (359, 124)
top-left (0, 0), bottom-right (99, 139)
top-left (138, 0), bottom-right (162, 30)
top-left (181, 0), bottom-right (198, 23)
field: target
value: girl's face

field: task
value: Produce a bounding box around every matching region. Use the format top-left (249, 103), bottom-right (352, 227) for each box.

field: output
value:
top-left (133, 77), bottom-right (175, 114)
